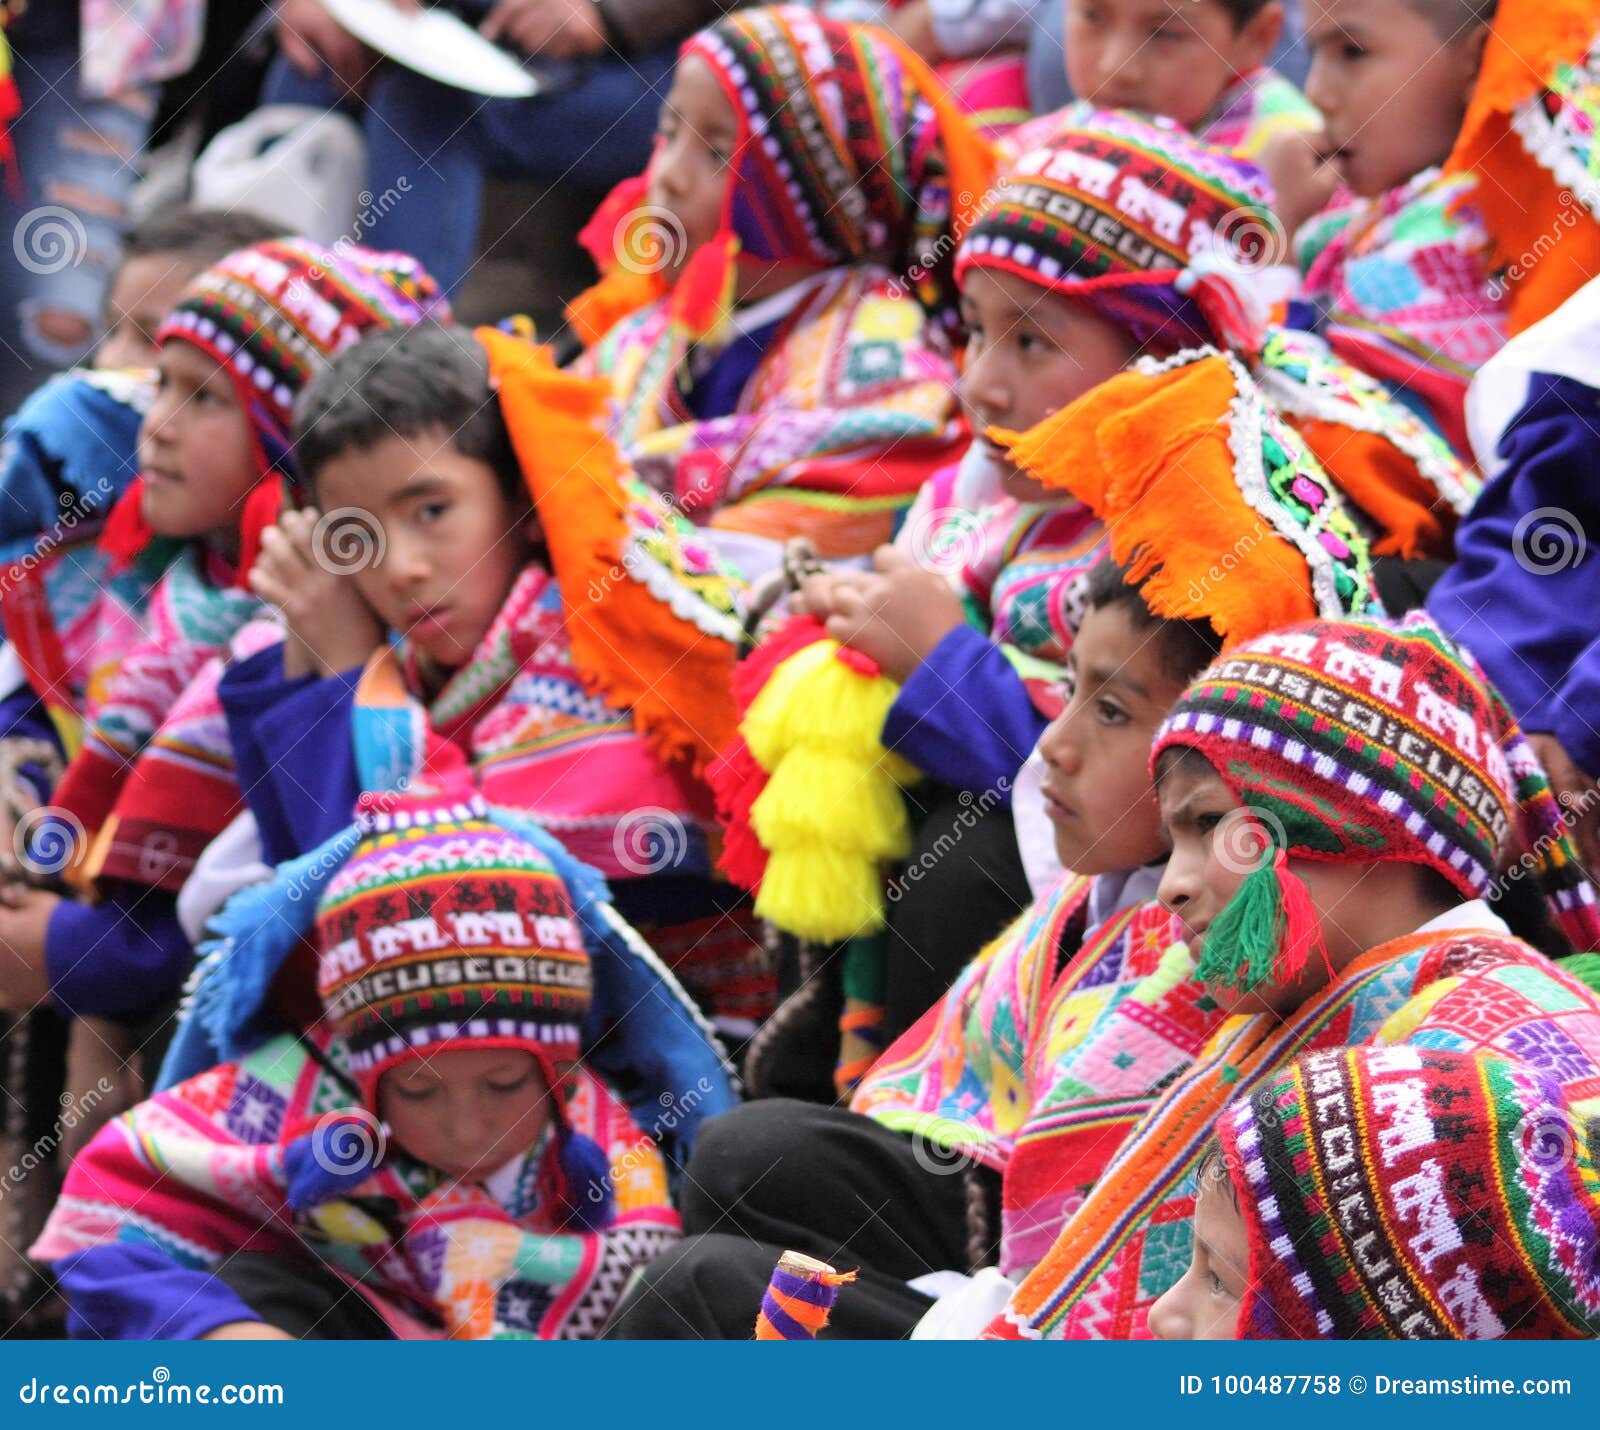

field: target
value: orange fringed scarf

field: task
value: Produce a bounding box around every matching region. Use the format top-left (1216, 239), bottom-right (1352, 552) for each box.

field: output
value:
top-left (994, 353), bottom-right (1382, 647)
top-left (477, 326), bottom-right (737, 771)
top-left (1446, 0), bottom-right (1600, 334)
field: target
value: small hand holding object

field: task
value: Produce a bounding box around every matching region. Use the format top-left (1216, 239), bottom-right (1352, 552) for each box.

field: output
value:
top-left (481, 0), bottom-right (608, 58)
top-left (792, 566), bottom-right (876, 622)
top-left (823, 545), bottom-right (967, 683)
top-left (248, 508), bottom-right (387, 680)
top-left (275, 0), bottom-right (419, 96)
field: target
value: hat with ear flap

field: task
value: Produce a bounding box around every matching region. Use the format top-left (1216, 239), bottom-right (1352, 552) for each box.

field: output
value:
top-left (1151, 612), bottom-right (1600, 993)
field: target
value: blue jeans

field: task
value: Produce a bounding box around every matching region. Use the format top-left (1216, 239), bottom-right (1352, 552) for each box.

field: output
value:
top-left (0, 12), bottom-right (155, 415)
top-left (262, 45), bottom-right (676, 294)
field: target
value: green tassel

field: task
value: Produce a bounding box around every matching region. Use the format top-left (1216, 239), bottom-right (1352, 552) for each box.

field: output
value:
top-left (1195, 849), bottom-right (1284, 992)
top-left (1560, 952), bottom-right (1600, 998)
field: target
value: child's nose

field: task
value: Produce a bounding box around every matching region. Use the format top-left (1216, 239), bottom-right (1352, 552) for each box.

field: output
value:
top-left (1157, 854), bottom-right (1197, 917)
top-left (1147, 1281), bottom-right (1189, 1340)
top-left (962, 346), bottom-right (1010, 417)
top-left (1038, 711), bottom-right (1080, 775)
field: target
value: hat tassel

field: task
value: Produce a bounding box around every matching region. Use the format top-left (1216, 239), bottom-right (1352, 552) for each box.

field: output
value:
top-left (1198, 845), bottom-right (1325, 993)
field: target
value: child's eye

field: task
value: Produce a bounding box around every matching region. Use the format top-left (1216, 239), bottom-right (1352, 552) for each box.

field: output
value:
top-left (486, 1075), bottom-right (532, 1094)
top-left (389, 1084), bottom-right (437, 1103)
top-left (1207, 1270), bottom-right (1230, 1296)
top-left (418, 500), bottom-right (450, 524)
top-left (1096, 698), bottom-right (1128, 726)
top-left (1196, 812), bottom-right (1223, 836)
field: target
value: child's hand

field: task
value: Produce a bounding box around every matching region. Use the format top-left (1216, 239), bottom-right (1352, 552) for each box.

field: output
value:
top-left (481, 0), bottom-right (607, 57)
top-left (249, 508), bottom-right (387, 679)
top-left (824, 545), bottom-right (967, 682)
top-left (1258, 130), bottom-right (1341, 250)
top-left (0, 886), bottom-right (55, 1009)
top-left (793, 567), bottom-right (875, 621)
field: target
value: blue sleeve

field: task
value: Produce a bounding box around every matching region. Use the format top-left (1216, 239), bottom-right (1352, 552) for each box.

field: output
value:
top-left (880, 625), bottom-right (1047, 799)
top-left (1547, 633), bottom-right (1600, 778)
top-left (55, 1244), bottom-right (263, 1341)
top-left (1429, 373), bottom-right (1600, 740)
top-left (45, 885), bottom-right (190, 1022)
top-left (219, 644), bottom-right (362, 864)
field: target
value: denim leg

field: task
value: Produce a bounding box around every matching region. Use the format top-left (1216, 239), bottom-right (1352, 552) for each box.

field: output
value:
top-left (0, 41), bottom-right (154, 414)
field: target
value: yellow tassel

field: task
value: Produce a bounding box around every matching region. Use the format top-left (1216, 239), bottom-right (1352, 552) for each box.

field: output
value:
top-left (740, 637), bottom-right (919, 942)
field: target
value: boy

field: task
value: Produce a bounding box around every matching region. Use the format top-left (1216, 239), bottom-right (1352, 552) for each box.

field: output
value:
top-left (95, 208), bottom-right (283, 373)
top-left (1281, 0), bottom-right (1599, 450)
top-left (1152, 1046), bottom-right (1600, 1338)
top-left (225, 323), bottom-right (762, 1032)
top-left (989, 613), bottom-right (1600, 1339)
top-left (1004, 0), bottom-right (1320, 161)
top-left (0, 240), bottom-right (448, 1028)
top-left (33, 792), bottom-right (683, 1340)
top-left (570, 6), bottom-right (992, 562)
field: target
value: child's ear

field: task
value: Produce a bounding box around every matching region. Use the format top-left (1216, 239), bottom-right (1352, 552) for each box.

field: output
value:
top-left (1237, 2), bottom-right (1285, 71)
top-left (1454, 22), bottom-right (1492, 108)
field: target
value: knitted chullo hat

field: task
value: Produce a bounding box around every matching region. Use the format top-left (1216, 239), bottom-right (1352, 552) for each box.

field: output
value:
top-left (1220, 1045), bottom-right (1600, 1339)
top-left (314, 790), bottom-right (594, 1106)
top-left (1152, 613), bottom-right (1600, 992)
top-left (954, 108), bottom-right (1278, 353)
top-left (101, 238), bottom-right (450, 583)
top-left (994, 347), bottom-right (1383, 648)
top-left (568, 5), bottom-right (994, 344)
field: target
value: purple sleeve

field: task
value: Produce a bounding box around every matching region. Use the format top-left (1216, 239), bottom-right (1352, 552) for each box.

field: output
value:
top-left (45, 885), bottom-right (189, 1022)
top-left (1429, 373), bottom-right (1600, 742)
top-left (219, 643), bottom-right (362, 864)
top-left (55, 1243), bottom-right (262, 1341)
top-left (881, 625), bottom-right (1046, 800)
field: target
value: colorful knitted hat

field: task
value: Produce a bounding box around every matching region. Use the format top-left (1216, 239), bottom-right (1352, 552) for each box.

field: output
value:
top-left (102, 238), bottom-right (449, 582)
top-left (1446, 0), bottom-right (1600, 335)
top-left (955, 107), bottom-right (1278, 352)
top-left (314, 790), bottom-right (594, 1106)
top-left (995, 347), bottom-right (1383, 647)
top-left (568, 5), bottom-right (994, 344)
top-left (1152, 613), bottom-right (1600, 991)
top-left (1220, 1045), bottom-right (1600, 1338)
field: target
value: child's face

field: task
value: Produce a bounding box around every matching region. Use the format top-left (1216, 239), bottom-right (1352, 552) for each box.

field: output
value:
top-left (1148, 1168), bottom-right (1249, 1339)
top-left (1036, 602), bottom-right (1190, 875)
top-left (1155, 751), bottom-right (1253, 959)
top-left (96, 253), bottom-right (202, 373)
top-left (1065, 0), bottom-right (1284, 131)
top-left (645, 53), bottom-right (738, 282)
top-left (377, 1047), bottom-right (554, 1184)
top-left (138, 340), bottom-right (261, 555)
top-left (1303, 0), bottom-right (1484, 197)
top-left (311, 425), bottom-right (538, 669)
top-left (959, 268), bottom-right (1136, 502)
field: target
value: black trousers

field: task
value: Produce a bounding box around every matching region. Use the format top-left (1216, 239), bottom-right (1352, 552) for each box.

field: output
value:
top-left (604, 1099), bottom-right (996, 1339)
top-left (213, 1254), bottom-right (396, 1340)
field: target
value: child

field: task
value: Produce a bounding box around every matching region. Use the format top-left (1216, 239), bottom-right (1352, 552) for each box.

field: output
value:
top-left (1152, 1046), bottom-right (1600, 1339)
top-left (223, 323), bottom-right (764, 1034)
top-left (570, 5), bottom-right (994, 563)
top-left (1286, 0), bottom-right (1600, 451)
top-left (95, 207), bottom-right (283, 373)
top-left (0, 239), bottom-right (448, 1028)
top-left (783, 115), bottom-right (1471, 1045)
top-left (988, 613), bottom-right (1600, 1339)
top-left (1007, 0), bottom-right (1320, 158)
top-left (609, 376), bottom-right (1395, 1337)
top-left (33, 792), bottom-right (685, 1340)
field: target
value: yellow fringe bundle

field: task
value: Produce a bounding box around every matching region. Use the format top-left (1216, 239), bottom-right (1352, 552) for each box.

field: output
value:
top-left (742, 640), bottom-right (918, 943)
